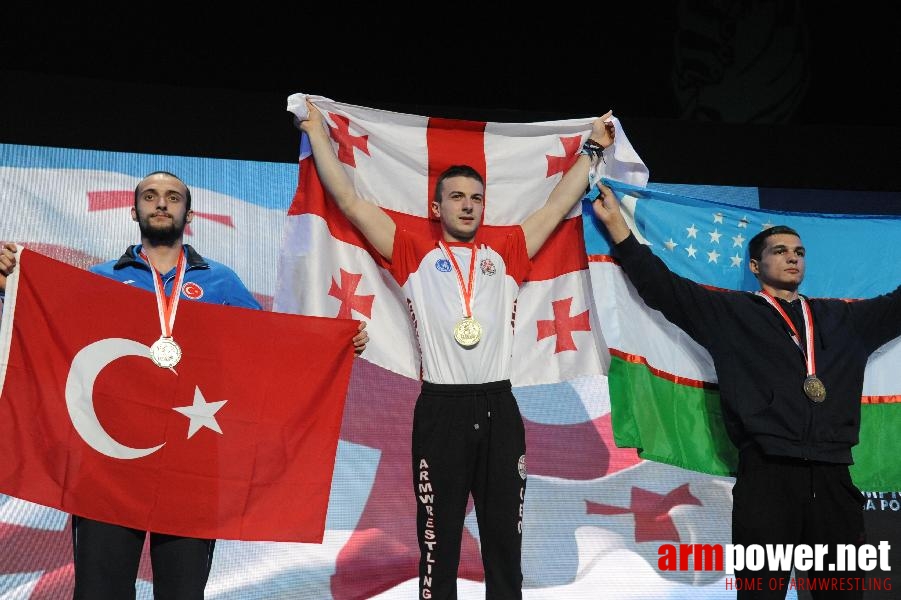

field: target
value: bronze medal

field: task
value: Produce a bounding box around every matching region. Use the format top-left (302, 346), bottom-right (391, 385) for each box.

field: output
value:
top-left (757, 292), bottom-right (826, 404)
top-left (453, 317), bottom-right (482, 348)
top-left (150, 336), bottom-right (182, 368)
top-left (803, 375), bottom-right (826, 403)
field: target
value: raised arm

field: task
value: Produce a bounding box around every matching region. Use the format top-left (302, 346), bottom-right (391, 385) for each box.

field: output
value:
top-left (521, 111), bottom-right (614, 258)
top-left (296, 101), bottom-right (396, 260)
top-left (590, 182), bottom-right (719, 347)
top-left (590, 183), bottom-right (632, 243)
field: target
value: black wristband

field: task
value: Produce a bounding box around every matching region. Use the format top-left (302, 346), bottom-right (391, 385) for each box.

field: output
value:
top-left (579, 139), bottom-right (605, 160)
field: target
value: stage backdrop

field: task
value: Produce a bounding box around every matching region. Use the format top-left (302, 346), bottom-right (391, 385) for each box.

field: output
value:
top-left (0, 142), bottom-right (897, 599)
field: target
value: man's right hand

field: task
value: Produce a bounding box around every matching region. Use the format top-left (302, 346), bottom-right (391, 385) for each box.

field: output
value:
top-left (591, 185), bottom-right (632, 244)
top-left (0, 242), bottom-right (17, 293)
top-left (294, 100), bottom-right (325, 136)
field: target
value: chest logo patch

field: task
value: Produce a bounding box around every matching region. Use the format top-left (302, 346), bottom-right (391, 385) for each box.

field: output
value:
top-left (182, 281), bottom-right (204, 300)
top-left (435, 258), bottom-right (451, 273)
top-left (480, 258), bottom-right (497, 276)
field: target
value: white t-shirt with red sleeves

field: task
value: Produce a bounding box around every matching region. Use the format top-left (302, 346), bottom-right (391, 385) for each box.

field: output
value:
top-left (388, 228), bottom-right (531, 385)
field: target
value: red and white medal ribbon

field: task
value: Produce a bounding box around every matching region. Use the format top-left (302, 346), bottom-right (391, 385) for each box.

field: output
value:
top-left (757, 291), bottom-right (825, 401)
top-left (439, 240), bottom-right (477, 320)
top-left (439, 240), bottom-right (482, 347)
top-left (141, 249), bottom-right (186, 368)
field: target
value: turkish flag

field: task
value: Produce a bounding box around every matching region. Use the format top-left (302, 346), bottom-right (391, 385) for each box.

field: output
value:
top-left (0, 248), bottom-right (358, 542)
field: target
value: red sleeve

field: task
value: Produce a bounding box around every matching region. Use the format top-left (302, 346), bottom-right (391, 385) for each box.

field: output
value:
top-left (388, 229), bottom-right (436, 287)
top-left (479, 225), bottom-right (531, 285)
top-left (502, 226), bottom-right (532, 285)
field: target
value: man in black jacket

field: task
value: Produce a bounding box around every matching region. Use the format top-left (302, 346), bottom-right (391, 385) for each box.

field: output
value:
top-left (592, 184), bottom-right (901, 599)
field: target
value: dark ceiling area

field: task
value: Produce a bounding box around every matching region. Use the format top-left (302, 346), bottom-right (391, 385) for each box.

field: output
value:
top-left (2, 3), bottom-right (900, 190)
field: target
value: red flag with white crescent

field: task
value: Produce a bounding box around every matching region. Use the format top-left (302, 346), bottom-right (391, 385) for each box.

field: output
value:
top-left (0, 248), bottom-right (358, 542)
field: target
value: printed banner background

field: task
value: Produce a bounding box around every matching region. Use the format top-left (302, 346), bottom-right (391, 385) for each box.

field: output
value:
top-left (0, 143), bottom-right (898, 599)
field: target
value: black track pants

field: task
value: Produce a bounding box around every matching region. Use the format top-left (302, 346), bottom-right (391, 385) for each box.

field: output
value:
top-left (412, 380), bottom-right (527, 600)
top-left (731, 447), bottom-right (865, 600)
top-left (72, 515), bottom-right (215, 599)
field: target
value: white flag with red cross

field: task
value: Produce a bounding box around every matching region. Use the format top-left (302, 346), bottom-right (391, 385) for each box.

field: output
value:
top-left (274, 94), bottom-right (649, 386)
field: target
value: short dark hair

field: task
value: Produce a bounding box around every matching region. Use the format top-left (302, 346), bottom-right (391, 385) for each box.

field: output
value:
top-left (433, 165), bottom-right (484, 204)
top-left (134, 171), bottom-right (192, 211)
top-left (748, 225), bottom-right (800, 260)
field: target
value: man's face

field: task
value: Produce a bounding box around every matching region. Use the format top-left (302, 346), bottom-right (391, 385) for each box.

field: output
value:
top-left (750, 233), bottom-right (806, 291)
top-left (132, 174), bottom-right (192, 244)
top-left (430, 175), bottom-right (485, 243)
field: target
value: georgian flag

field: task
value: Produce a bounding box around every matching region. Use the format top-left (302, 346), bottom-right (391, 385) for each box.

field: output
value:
top-left (274, 94), bottom-right (649, 386)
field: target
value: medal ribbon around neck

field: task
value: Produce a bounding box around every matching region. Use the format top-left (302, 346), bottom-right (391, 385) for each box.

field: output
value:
top-left (141, 248), bottom-right (186, 346)
top-left (756, 291), bottom-right (819, 380)
top-left (439, 240), bottom-right (477, 320)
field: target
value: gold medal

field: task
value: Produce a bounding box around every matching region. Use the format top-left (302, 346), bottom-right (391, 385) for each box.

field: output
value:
top-left (439, 240), bottom-right (483, 349)
top-left (453, 317), bottom-right (482, 348)
top-left (803, 375), bottom-right (826, 403)
top-left (150, 336), bottom-right (182, 368)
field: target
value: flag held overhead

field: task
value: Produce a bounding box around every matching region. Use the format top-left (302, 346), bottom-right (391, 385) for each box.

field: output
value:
top-left (279, 94), bottom-right (650, 386)
top-left (589, 179), bottom-right (901, 490)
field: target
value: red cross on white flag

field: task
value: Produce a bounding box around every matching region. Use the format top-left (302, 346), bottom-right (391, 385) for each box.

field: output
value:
top-left (275, 94), bottom-right (648, 386)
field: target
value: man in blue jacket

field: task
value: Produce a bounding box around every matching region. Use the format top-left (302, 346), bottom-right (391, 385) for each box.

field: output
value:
top-left (1, 171), bottom-right (368, 599)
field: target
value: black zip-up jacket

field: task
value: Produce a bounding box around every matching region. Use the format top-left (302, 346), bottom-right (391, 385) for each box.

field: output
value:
top-left (615, 233), bottom-right (901, 463)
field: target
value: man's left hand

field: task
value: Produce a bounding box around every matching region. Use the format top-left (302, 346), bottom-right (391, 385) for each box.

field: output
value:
top-left (352, 321), bottom-right (369, 356)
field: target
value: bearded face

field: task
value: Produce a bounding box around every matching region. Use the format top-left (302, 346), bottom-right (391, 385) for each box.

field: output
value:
top-left (132, 174), bottom-right (192, 245)
top-left (135, 204), bottom-right (188, 244)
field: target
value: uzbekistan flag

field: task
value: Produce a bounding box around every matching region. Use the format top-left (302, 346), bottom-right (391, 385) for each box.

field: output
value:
top-left (588, 178), bottom-right (901, 490)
